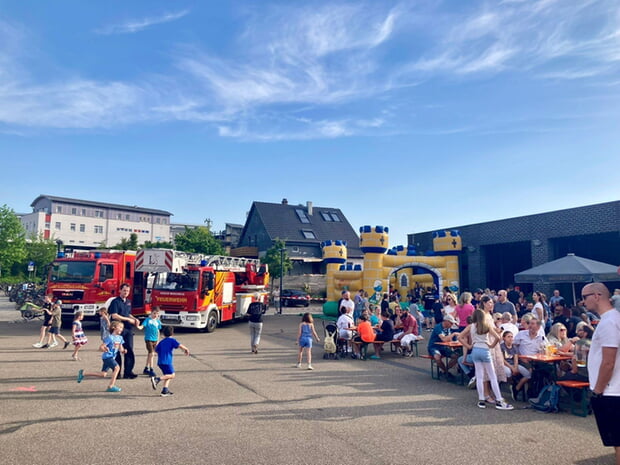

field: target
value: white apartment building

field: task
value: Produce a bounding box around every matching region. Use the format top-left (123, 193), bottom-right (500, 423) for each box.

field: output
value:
top-left (21, 195), bottom-right (172, 249)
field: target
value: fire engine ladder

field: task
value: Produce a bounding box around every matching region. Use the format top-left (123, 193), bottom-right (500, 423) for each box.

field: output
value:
top-left (181, 253), bottom-right (260, 270)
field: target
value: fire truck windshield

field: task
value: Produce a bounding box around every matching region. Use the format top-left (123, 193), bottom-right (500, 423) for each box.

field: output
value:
top-left (49, 261), bottom-right (96, 283)
top-left (153, 270), bottom-right (199, 291)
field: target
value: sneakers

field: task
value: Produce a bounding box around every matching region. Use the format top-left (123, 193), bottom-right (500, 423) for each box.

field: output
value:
top-left (294, 363), bottom-right (301, 368)
top-left (63, 341), bottom-right (71, 349)
top-left (41, 344), bottom-right (49, 349)
top-left (477, 401), bottom-right (486, 409)
top-left (161, 389), bottom-right (173, 397)
top-left (467, 376), bottom-right (477, 389)
top-left (369, 355), bottom-right (381, 360)
top-left (48, 341), bottom-right (59, 348)
top-left (124, 373), bottom-right (138, 379)
top-left (77, 369), bottom-right (84, 383)
top-left (148, 369), bottom-right (157, 377)
top-left (143, 368), bottom-right (151, 375)
top-left (307, 365), bottom-right (314, 370)
top-left (150, 376), bottom-right (160, 390)
top-left (495, 400), bottom-right (514, 411)
top-left (32, 342), bottom-right (43, 348)
top-left (106, 386), bottom-right (121, 392)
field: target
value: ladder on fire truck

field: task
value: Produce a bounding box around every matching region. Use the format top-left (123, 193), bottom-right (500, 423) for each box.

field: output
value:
top-left (181, 252), bottom-right (260, 271)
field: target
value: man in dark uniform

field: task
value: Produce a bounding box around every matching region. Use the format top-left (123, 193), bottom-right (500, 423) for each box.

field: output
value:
top-left (108, 283), bottom-right (139, 379)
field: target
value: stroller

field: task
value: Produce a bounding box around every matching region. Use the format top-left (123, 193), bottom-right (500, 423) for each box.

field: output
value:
top-left (322, 322), bottom-right (340, 360)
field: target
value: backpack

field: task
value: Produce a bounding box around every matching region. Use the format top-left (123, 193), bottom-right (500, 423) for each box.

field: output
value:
top-left (529, 384), bottom-right (560, 413)
top-left (323, 328), bottom-right (337, 354)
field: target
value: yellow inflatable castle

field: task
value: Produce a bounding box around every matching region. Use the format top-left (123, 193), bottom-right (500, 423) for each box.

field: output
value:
top-left (322, 226), bottom-right (462, 315)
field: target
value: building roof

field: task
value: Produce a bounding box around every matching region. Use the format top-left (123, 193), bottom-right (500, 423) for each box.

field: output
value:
top-left (243, 201), bottom-right (362, 257)
top-left (31, 195), bottom-right (173, 216)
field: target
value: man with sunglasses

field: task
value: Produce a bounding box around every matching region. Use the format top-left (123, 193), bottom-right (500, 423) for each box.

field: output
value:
top-left (582, 283), bottom-right (620, 461)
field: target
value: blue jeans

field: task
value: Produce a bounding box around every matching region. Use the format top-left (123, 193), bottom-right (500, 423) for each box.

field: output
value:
top-left (458, 353), bottom-right (473, 376)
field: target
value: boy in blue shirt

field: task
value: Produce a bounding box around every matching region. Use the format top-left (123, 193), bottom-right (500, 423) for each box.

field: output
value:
top-left (151, 326), bottom-right (190, 397)
top-left (141, 307), bottom-right (162, 377)
top-left (77, 321), bottom-right (126, 392)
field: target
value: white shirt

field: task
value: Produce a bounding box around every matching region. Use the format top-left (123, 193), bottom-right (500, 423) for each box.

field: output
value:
top-left (337, 313), bottom-right (354, 338)
top-left (500, 322), bottom-right (519, 337)
top-left (340, 299), bottom-right (355, 313)
top-left (588, 309), bottom-right (620, 396)
top-left (514, 330), bottom-right (547, 356)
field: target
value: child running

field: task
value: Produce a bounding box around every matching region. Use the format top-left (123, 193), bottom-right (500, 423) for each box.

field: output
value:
top-left (458, 309), bottom-right (514, 410)
top-left (142, 307), bottom-right (162, 376)
top-left (295, 312), bottom-right (320, 370)
top-left (150, 326), bottom-right (190, 397)
top-left (45, 302), bottom-right (71, 349)
top-left (32, 294), bottom-right (54, 348)
top-left (77, 321), bottom-right (126, 392)
top-left (71, 311), bottom-right (88, 361)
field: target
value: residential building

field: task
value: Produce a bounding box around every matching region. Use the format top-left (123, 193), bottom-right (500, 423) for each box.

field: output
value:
top-left (236, 199), bottom-right (362, 275)
top-left (21, 195), bottom-right (172, 250)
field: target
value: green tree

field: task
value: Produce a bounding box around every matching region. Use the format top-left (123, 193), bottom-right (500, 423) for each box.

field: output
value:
top-left (141, 240), bottom-right (175, 249)
top-left (112, 233), bottom-right (139, 250)
top-left (25, 234), bottom-right (57, 280)
top-left (262, 238), bottom-right (292, 280)
top-left (174, 226), bottom-right (225, 255)
top-left (0, 205), bottom-right (27, 278)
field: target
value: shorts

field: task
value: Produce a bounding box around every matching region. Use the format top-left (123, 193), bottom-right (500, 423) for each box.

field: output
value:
top-left (299, 337), bottom-right (313, 348)
top-left (101, 358), bottom-right (118, 372)
top-left (430, 347), bottom-right (454, 358)
top-left (42, 320), bottom-right (52, 328)
top-left (375, 333), bottom-right (393, 342)
top-left (470, 346), bottom-right (492, 363)
top-left (145, 340), bottom-right (157, 353)
top-left (591, 396), bottom-right (620, 447)
top-left (158, 364), bottom-right (175, 376)
top-left (49, 327), bottom-right (60, 335)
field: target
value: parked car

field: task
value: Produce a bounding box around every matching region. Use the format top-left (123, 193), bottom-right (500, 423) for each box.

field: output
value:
top-left (281, 289), bottom-right (311, 307)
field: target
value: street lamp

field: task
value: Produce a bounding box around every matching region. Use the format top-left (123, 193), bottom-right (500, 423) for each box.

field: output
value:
top-left (279, 247), bottom-right (286, 315)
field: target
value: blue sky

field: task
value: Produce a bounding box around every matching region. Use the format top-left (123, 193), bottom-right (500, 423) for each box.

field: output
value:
top-left (0, 0), bottom-right (618, 247)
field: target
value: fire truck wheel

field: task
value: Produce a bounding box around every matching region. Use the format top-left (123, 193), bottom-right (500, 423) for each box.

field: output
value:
top-left (205, 310), bottom-right (218, 333)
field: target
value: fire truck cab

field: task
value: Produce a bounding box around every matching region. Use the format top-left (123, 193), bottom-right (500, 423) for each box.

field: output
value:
top-left (47, 250), bottom-right (147, 319)
top-left (135, 249), bottom-right (268, 332)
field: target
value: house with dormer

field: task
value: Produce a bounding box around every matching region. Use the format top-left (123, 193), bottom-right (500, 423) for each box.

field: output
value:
top-left (235, 199), bottom-right (362, 275)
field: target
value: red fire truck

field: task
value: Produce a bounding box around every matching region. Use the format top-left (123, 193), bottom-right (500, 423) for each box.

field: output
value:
top-left (135, 249), bottom-right (269, 332)
top-left (46, 250), bottom-right (149, 319)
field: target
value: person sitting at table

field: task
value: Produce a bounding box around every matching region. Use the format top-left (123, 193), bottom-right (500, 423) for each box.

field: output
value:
top-left (514, 317), bottom-right (548, 356)
top-left (547, 322), bottom-right (575, 355)
top-left (337, 306), bottom-right (355, 354)
top-left (369, 305), bottom-right (381, 327)
top-left (499, 312), bottom-right (519, 337)
top-left (551, 300), bottom-right (571, 328)
top-left (427, 314), bottom-right (460, 381)
top-left (394, 308), bottom-right (421, 356)
top-left (372, 311), bottom-right (395, 359)
top-left (458, 309), bottom-right (514, 410)
top-left (567, 306), bottom-right (585, 338)
top-left (390, 306), bottom-right (403, 330)
top-left (558, 325), bottom-right (593, 383)
top-left (352, 313), bottom-right (375, 360)
top-left (501, 330), bottom-right (530, 400)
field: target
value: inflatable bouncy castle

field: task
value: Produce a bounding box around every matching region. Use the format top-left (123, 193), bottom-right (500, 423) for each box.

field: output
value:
top-left (322, 226), bottom-right (462, 316)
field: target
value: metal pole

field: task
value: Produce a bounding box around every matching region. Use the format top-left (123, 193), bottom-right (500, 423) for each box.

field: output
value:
top-left (279, 248), bottom-right (284, 315)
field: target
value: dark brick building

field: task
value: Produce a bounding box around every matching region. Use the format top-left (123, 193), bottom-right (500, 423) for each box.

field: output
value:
top-left (408, 201), bottom-right (620, 302)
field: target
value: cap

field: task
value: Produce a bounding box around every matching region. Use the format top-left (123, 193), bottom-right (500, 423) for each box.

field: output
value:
top-left (443, 314), bottom-right (457, 324)
top-left (474, 288), bottom-right (483, 294)
top-left (56, 300), bottom-right (63, 305)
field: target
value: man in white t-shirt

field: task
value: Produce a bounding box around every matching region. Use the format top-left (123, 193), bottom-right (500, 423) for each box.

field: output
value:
top-left (339, 291), bottom-right (355, 316)
top-left (583, 282), bottom-right (620, 460)
top-left (499, 312), bottom-right (519, 337)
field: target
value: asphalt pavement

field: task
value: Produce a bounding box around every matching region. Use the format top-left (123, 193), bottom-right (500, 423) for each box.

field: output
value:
top-left (0, 296), bottom-right (614, 465)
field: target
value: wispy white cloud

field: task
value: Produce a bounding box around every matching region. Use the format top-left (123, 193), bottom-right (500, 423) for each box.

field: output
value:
top-left (95, 10), bottom-right (189, 35)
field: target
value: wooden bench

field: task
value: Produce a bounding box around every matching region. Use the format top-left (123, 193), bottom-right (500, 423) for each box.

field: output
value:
top-left (556, 380), bottom-right (591, 417)
top-left (389, 338), bottom-right (420, 357)
top-left (421, 354), bottom-right (441, 380)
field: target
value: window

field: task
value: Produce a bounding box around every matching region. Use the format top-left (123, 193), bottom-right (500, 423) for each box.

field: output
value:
top-left (125, 214), bottom-right (130, 220)
top-left (71, 207), bottom-right (77, 215)
top-left (320, 212), bottom-right (332, 222)
top-left (301, 230), bottom-right (316, 239)
top-left (56, 206), bottom-right (62, 213)
top-left (116, 213), bottom-right (122, 220)
top-left (79, 224), bottom-right (85, 232)
top-left (81, 208), bottom-right (86, 216)
top-left (70, 223), bottom-right (76, 232)
top-left (162, 219), bottom-right (167, 224)
top-left (295, 209), bottom-right (310, 224)
top-left (95, 210), bottom-right (104, 218)
top-left (156, 218), bottom-right (161, 224)
top-left (55, 222), bottom-right (61, 230)
top-left (330, 213), bottom-right (341, 222)
top-left (94, 225), bottom-right (103, 234)
top-left (45, 222), bottom-right (50, 229)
